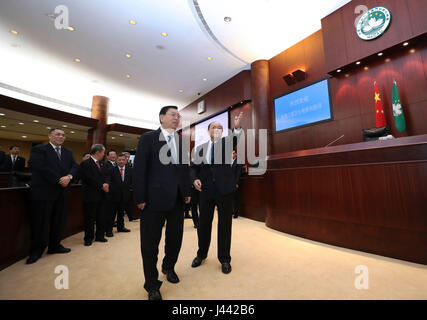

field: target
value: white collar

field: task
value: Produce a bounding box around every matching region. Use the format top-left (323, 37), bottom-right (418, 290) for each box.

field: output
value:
top-left (49, 142), bottom-right (61, 150)
top-left (160, 127), bottom-right (175, 140)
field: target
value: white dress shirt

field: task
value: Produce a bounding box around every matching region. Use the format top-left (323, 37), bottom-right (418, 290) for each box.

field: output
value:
top-left (160, 126), bottom-right (178, 163)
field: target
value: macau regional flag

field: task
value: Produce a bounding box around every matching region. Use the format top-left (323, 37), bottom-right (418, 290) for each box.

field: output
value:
top-left (392, 81), bottom-right (406, 133)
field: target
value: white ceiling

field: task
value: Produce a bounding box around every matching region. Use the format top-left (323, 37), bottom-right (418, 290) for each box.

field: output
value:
top-left (0, 0), bottom-right (351, 129)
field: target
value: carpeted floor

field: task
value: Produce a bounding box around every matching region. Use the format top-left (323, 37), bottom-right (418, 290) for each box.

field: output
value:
top-left (0, 215), bottom-right (426, 300)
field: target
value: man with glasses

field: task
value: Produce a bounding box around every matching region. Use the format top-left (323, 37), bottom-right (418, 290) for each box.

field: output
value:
top-left (133, 106), bottom-right (191, 300)
top-left (27, 128), bottom-right (78, 264)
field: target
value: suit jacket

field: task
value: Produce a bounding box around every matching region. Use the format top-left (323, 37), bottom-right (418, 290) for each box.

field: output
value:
top-left (0, 150), bottom-right (5, 172)
top-left (29, 143), bottom-right (78, 201)
top-left (104, 161), bottom-right (116, 170)
top-left (79, 158), bottom-right (110, 203)
top-left (133, 128), bottom-right (191, 211)
top-left (2, 155), bottom-right (26, 172)
top-left (109, 165), bottom-right (133, 203)
top-left (231, 158), bottom-right (243, 188)
top-left (191, 129), bottom-right (242, 198)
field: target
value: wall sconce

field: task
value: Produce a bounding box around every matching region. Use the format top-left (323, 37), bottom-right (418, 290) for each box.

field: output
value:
top-left (283, 69), bottom-right (306, 85)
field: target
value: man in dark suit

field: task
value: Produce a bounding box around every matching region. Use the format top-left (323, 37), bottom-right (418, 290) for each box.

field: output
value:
top-left (79, 144), bottom-right (110, 246)
top-left (133, 105), bottom-right (191, 300)
top-left (0, 150), bottom-right (5, 172)
top-left (27, 128), bottom-right (79, 264)
top-left (190, 112), bottom-right (243, 274)
top-left (231, 150), bottom-right (243, 219)
top-left (104, 150), bottom-right (117, 169)
top-left (3, 145), bottom-right (26, 172)
top-left (106, 153), bottom-right (131, 236)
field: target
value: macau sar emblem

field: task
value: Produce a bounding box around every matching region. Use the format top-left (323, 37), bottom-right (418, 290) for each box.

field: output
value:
top-left (356, 6), bottom-right (391, 41)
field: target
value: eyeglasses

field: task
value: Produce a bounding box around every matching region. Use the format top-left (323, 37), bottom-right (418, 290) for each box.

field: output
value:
top-left (167, 112), bottom-right (182, 119)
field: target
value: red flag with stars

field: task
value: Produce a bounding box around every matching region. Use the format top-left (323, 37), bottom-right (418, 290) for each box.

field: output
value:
top-left (374, 82), bottom-right (387, 127)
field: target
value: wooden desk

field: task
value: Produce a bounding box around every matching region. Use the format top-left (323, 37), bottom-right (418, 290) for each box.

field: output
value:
top-left (240, 135), bottom-right (427, 264)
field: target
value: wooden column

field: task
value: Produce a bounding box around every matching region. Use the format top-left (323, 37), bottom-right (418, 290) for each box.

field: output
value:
top-left (88, 95), bottom-right (109, 147)
top-left (250, 60), bottom-right (273, 155)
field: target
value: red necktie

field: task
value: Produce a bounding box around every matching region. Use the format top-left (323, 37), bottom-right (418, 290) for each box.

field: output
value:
top-left (96, 160), bottom-right (101, 170)
top-left (120, 168), bottom-right (124, 181)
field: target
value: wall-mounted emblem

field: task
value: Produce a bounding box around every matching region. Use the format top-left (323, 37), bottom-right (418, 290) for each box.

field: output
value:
top-left (356, 7), bottom-right (391, 41)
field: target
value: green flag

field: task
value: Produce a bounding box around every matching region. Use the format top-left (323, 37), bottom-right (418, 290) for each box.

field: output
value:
top-left (392, 81), bottom-right (406, 133)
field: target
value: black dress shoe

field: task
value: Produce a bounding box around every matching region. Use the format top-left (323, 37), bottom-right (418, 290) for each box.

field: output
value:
top-left (191, 256), bottom-right (204, 268)
top-left (84, 241), bottom-right (92, 246)
top-left (148, 289), bottom-right (162, 300)
top-left (26, 255), bottom-right (40, 264)
top-left (47, 245), bottom-right (71, 254)
top-left (117, 228), bottom-right (131, 233)
top-left (221, 262), bottom-right (232, 274)
top-left (162, 268), bottom-right (180, 284)
top-left (106, 231), bottom-right (114, 237)
top-left (95, 237), bottom-right (108, 242)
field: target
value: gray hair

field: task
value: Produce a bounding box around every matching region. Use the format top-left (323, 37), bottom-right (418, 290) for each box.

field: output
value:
top-left (90, 144), bottom-right (105, 155)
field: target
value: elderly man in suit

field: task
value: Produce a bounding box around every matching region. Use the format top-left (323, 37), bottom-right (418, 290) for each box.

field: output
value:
top-left (27, 128), bottom-right (79, 264)
top-left (79, 144), bottom-right (110, 246)
top-left (191, 112), bottom-right (243, 274)
top-left (133, 105), bottom-right (191, 300)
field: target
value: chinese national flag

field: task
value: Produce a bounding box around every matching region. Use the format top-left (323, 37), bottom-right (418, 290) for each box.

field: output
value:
top-left (374, 82), bottom-right (387, 127)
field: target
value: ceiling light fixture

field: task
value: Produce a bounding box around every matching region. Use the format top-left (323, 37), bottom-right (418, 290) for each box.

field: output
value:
top-left (125, 53), bottom-right (132, 58)
top-left (336, 69), bottom-right (341, 73)
top-left (207, 57), bottom-right (213, 60)
top-left (126, 74), bottom-right (131, 79)
top-left (179, 89), bottom-right (184, 93)
top-left (67, 27), bottom-right (75, 31)
top-left (403, 42), bottom-right (409, 46)
top-left (202, 78), bottom-right (207, 81)
top-left (377, 52), bottom-right (383, 56)
top-left (19, 122), bottom-right (24, 125)
top-left (22, 136), bottom-right (27, 138)
top-left (0, 113), bottom-right (5, 116)
top-left (74, 58), bottom-right (81, 63)
top-left (129, 20), bottom-right (137, 25)
top-left (33, 120), bottom-right (39, 123)
top-left (62, 125), bottom-right (68, 128)
top-left (161, 32), bottom-right (168, 37)
top-left (224, 17), bottom-right (232, 22)
top-left (356, 61), bottom-right (361, 65)
top-left (10, 29), bottom-right (19, 35)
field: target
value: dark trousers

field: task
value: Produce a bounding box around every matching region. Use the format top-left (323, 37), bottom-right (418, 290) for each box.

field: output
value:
top-left (29, 191), bottom-right (68, 257)
top-left (83, 201), bottom-right (106, 241)
top-left (140, 197), bottom-right (184, 292)
top-left (197, 189), bottom-right (233, 263)
top-left (123, 200), bottom-right (135, 221)
top-left (107, 200), bottom-right (126, 232)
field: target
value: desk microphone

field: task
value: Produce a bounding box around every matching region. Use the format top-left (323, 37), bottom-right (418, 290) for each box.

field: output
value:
top-left (324, 134), bottom-right (345, 147)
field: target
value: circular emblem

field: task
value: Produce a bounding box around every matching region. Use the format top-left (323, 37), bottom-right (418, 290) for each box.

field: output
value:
top-left (356, 7), bottom-right (391, 40)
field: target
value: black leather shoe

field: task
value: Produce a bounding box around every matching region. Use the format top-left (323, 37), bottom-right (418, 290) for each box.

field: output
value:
top-left (191, 256), bottom-right (204, 268)
top-left (117, 228), bottom-right (131, 233)
top-left (47, 245), bottom-right (71, 254)
top-left (162, 268), bottom-right (180, 284)
top-left (148, 289), bottom-right (162, 300)
top-left (95, 237), bottom-right (108, 242)
top-left (221, 262), bottom-right (232, 274)
top-left (84, 241), bottom-right (92, 246)
top-left (106, 232), bottom-right (114, 237)
top-left (26, 254), bottom-right (40, 264)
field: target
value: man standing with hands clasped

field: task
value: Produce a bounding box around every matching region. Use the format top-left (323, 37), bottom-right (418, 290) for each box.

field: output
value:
top-left (191, 111), bottom-right (244, 274)
top-left (133, 106), bottom-right (191, 300)
top-left (27, 128), bottom-right (78, 264)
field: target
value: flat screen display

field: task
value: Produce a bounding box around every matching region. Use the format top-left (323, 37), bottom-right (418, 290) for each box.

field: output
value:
top-left (194, 111), bottom-right (229, 149)
top-left (274, 79), bottom-right (333, 132)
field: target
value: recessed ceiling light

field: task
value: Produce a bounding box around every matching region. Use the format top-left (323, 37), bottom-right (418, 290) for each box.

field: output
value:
top-left (202, 78), bottom-right (207, 81)
top-left (33, 120), bottom-right (39, 123)
top-left (125, 53), bottom-right (132, 58)
top-left (345, 74), bottom-right (350, 78)
top-left (10, 29), bottom-right (19, 35)
top-left (377, 52), bottom-right (383, 56)
top-left (410, 49), bottom-right (416, 53)
top-left (19, 122), bottom-right (24, 125)
top-left (224, 17), bottom-right (232, 22)
top-left (119, 134), bottom-right (124, 137)
top-left (207, 57), bottom-right (213, 60)
top-left (46, 126), bottom-right (51, 129)
top-left (161, 32), bottom-right (168, 37)
top-left (403, 42), bottom-right (409, 46)
top-left (178, 89), bottom-right (184, 93)
top-left (62, 125), bottom-right (68, 128)
top-left (111, 137), bottom-right (115, 139)
top-left (22, 136), bottom-right (27, 138)
top-left (74, 58), bottom-right (81, 63)
top-left (129, 20), bottom-right (137, 25)
top-left (67, 26), bottom-right (75, 31)
top-left (1, 125), bottom-right (6, 128)
top-left (364, 66), bottom-right (369, 70)
top-left (125, 74), bottom-right (131, 79)
top-left (0, 113), bottom-right (4, 116)
top-left (70, 131), bottom-right (75, 134)
top-left (336, 69), bottom-right (341, 73)
top-left (385, 58), bottom-right (391, 62)
top-left (356, 61), bottom-right (361, 65)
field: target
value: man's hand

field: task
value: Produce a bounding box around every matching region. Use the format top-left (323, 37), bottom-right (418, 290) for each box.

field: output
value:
top-left (102, 183), bottom-right (109, 193)
top-left (193, 179), bottom-right (202, 192)
top-left (236, 184), bottom-right (239, 189)
top-left (137, 203), bottom-right (146, 211)
top-left (185, 197), bottom-right (191, 204)
top-left (59, 176), bottom-right (71, 188)
top-left (234, 111), bottom-right (243, 129)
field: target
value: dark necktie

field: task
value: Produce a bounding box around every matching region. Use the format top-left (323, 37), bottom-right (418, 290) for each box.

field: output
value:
top-left (210, 142), bottom-right (214, 164)
top-left (55, 147), bottom-right (61, 160)
top-left (120, 167), bottom-right (124, 181)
